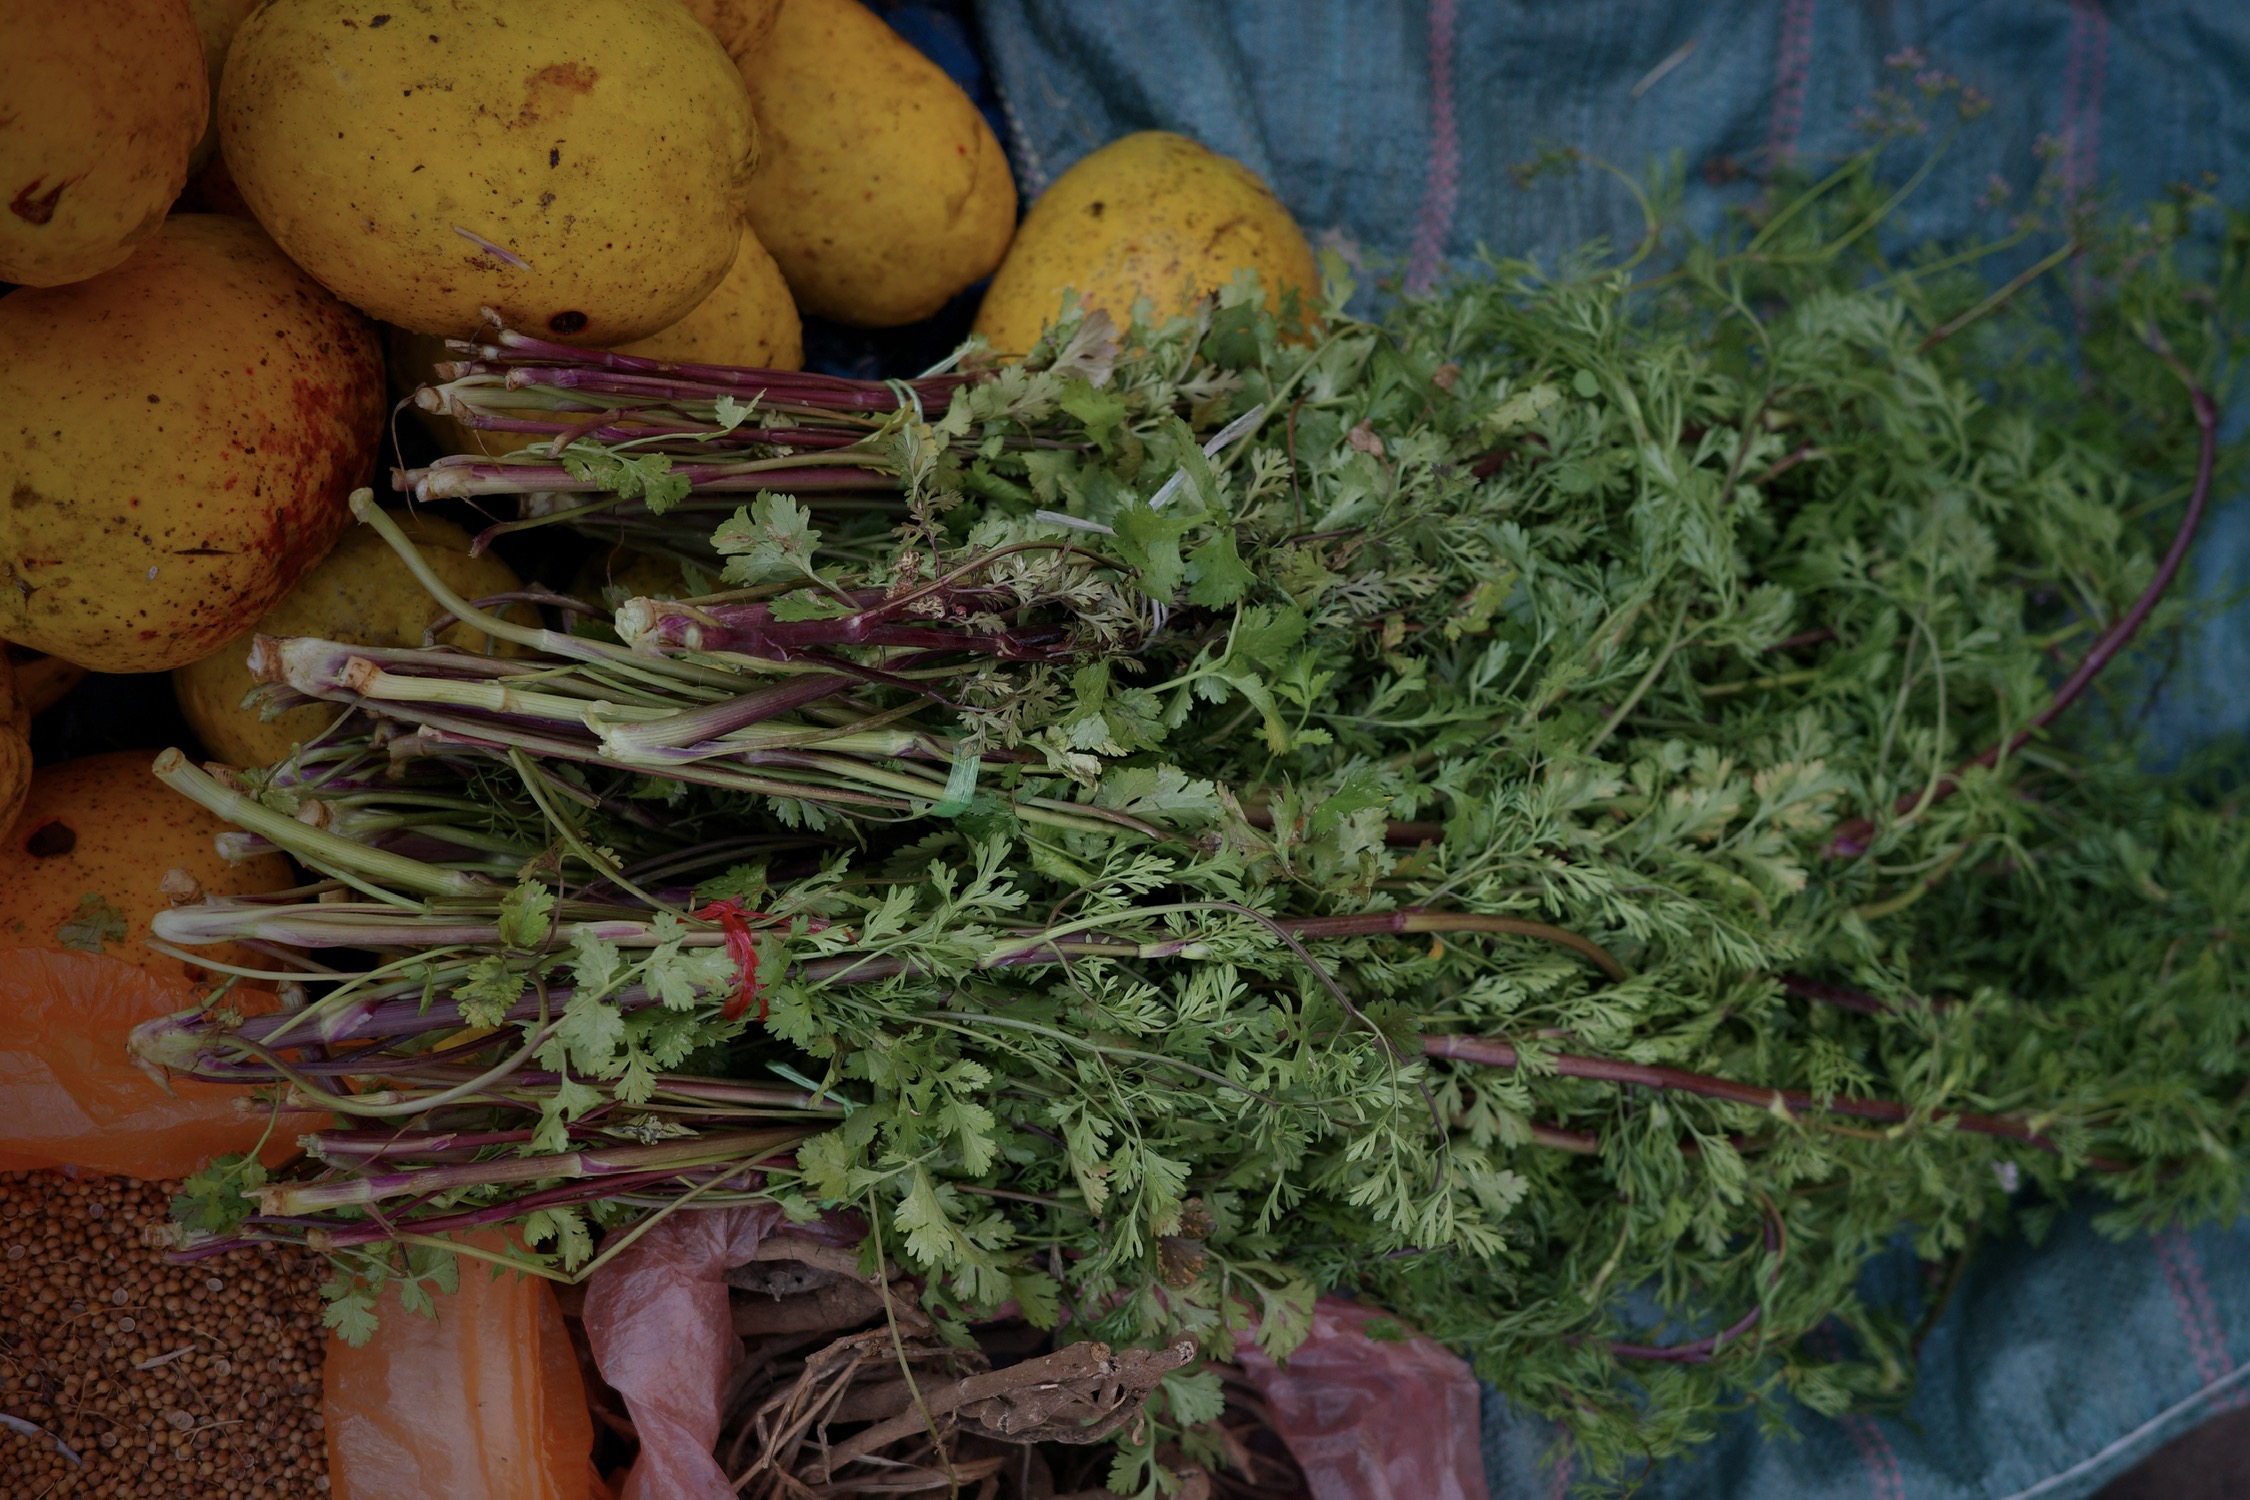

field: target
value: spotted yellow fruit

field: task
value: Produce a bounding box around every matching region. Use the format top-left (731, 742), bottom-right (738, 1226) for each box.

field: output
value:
top-left (0, 0), bottom-right (207, 286)
top-left (175, 513), bottom-right (528, 769)
top-left (187, 0), bottom-right (264, 171)
top-left (0, 215), bottom-right (384, 674)
top-left (616, 224), bottom-right (803, 368)
top-left (676, 0), bottom-right (783, 59)
top-left (973, 131), bottom-right (1319, 356)
top-left (740, 0), bottom-right (1014, 328)
top-left (2, 649), bottom-right (86, 720)
top-left (220, 0), bottom-right (757, 343)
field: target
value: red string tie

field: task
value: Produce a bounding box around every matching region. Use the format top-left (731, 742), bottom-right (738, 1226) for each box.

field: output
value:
top-left (693, 898), bottom-right (770, 1022)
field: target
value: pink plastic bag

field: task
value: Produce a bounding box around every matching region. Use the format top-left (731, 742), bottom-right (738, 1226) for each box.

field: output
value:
top-left (583, 1204), bottom-right (790, 1500)
top-left (1234, 1295), bottom-right (1490, 1500)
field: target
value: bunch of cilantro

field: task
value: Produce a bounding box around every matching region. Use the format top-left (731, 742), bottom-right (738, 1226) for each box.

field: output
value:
top-left (169, 106), bottom-right (2250, 1492)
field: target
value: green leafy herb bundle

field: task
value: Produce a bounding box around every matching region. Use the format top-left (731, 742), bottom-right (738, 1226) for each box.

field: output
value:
top-left (149, 115), bottom-right (2250, 1488)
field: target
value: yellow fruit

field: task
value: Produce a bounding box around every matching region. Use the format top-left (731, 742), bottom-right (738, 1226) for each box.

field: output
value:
top-left (0, 658), bottom-right (25, 742)
top-left (186, 0), bottom-right (264, 172)
top-left (385, 326), bottom-right (552, 459)
top-left (616, 225), bottom-right (803, 368)
top-left (176, 514), bottom-right (529, 769)
top-left (570, 547), bottom-right (698, 609)
top-left (0, 751), bottom-right (296, 985)
top-left (973, 131), bottom-right (1320, 356)
top-left (741, 0), bottom-right (1015, 327)
top-left (677, 0), bottom-right (783, 58)
top-left (221, 0), bottom-right (757, 343)
top-left (3, 648), bottom-right (86, 720)
top-left (0, 1), bottom-right (207, 286)
top-left (0, 216), bottom-right (384, 674)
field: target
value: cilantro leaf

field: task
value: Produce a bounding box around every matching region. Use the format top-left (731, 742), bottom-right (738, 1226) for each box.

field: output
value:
top-left (497, 880), bottom-right (555, 951)
top-left (713, 493), bottom-right (823, 586)
top-left (1185, 527), bottom-right (1254, 607)
top-left (1112, 500), bottom-right (1193, 601)
top-left (322, 1289), bottom-right (381, 1348)
top-left (1011, 1269), bottom-right (1062, 1330)
top-left (1162, 1367), bottom-right (1227, 1426)
top-left (170, 1153), bottom-right (265, 1237)
top-left (453, 954), bottom-right (527, 1028)
top-left (57, 892), bottom-right (127, 954)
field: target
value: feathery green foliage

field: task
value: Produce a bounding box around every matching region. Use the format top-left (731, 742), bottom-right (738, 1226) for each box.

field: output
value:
top-left (158, 92), bottom-right (2250, 1490)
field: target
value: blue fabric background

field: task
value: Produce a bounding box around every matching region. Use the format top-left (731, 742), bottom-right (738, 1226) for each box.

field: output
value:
top-left (966, 3), bottom-right (2250, 1495)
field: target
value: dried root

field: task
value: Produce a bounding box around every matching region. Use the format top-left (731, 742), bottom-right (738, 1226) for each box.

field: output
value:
top-left (715, 1247), bottom-right (1305, 1500)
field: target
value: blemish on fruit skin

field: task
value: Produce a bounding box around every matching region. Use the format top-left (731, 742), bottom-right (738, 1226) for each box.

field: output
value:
top-left (516, 62), bottom-right (598, 126)
top-left (9, 177), bottom-right (71, 225)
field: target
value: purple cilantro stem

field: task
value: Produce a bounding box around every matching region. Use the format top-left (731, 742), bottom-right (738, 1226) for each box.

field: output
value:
top-left (1827, 342), bottom-right (2218, 857)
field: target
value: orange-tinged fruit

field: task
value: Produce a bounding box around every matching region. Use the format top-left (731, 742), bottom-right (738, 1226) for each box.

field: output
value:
top-left (0, 215), bottom-right (384, 673)
top-left (0, 751), bottom-right (317, 1178)
top-left (0, 751), bottom-right (296, 985)
top-left (0, 0), bottom-right (207, 285)
top-left (973, 131), bottom-right (1319, 356)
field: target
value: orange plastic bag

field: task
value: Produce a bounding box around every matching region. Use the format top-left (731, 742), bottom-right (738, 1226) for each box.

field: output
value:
top-left (325, 1236), bottom-right (594, 1500)
top-left (0, 948), bottom-right (317, 1177)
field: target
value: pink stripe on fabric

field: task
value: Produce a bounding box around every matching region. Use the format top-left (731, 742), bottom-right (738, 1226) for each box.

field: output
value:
top-left (1765, 0), bottom-right (1819, 167)
top-left (1547, 1434), bottom-right (1575, 1500)
top-left (2155, 1229), bottom-right (2248, 1412)
top-left (1839, 1412), bottom-right (1907, 1500)
top-left (1404, 0), bottom-right (1461, 293)
top-left (2061, 0), bottom-right (2110, 201)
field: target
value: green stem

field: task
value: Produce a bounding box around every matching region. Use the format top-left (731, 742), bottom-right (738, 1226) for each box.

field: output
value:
top-left (152, 750), bottom-right (486, 899)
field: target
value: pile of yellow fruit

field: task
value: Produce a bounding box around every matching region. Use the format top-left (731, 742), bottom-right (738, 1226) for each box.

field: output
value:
top-left (0, 0), bottom-right (1316, 975)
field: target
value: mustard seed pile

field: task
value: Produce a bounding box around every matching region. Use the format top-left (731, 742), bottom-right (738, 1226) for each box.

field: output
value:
top-left (0, 1171), bottom-right (328, 1498)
